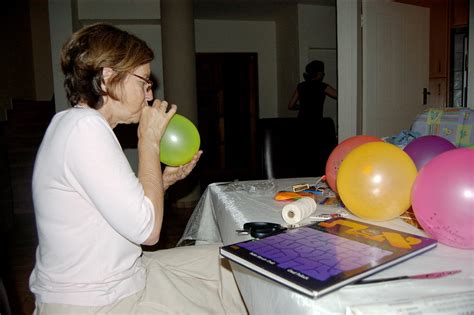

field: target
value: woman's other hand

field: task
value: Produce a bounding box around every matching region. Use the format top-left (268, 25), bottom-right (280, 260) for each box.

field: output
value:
top-left (163, 150), bottom-right (203, 190)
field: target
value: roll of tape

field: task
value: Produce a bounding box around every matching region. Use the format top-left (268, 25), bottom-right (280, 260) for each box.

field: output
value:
top-left (281, 197), bottom-right (317, 225)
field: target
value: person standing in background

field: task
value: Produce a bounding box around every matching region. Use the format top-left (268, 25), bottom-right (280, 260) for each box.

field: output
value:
top-left (288, 60), bottom-right (338, 175)
top-left (288, 60), bottom-right (337, 123)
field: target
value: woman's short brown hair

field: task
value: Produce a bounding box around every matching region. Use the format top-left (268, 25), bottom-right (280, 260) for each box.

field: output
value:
top-left (60, 23), bottom-right (154, 109)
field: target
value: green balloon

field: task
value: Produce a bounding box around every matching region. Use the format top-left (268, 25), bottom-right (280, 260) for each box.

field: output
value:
top-left (160, 114), bottom-right (200, 166)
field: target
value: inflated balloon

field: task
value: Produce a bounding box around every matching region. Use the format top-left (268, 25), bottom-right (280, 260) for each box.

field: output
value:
top-left (404, 135), bottom-right (456, 170)
top-left (337, 142), bottom-right (417, 221)
top-left (160, 114), bottom-right (200, 166)
top-left (411, 148), bottom-right (474, 249)
top-left (325, 135), bottom-right (382, 192)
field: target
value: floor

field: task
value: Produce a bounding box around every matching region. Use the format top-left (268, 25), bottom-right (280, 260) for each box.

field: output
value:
top-left (4, 203), bottom-right (195, 315)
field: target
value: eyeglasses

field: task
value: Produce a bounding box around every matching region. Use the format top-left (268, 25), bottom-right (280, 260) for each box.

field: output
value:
top-left (130, 73), bottom-right (153, 92)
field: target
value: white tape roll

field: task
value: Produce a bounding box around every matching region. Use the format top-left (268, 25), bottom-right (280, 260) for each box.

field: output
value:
top-left (281, 197), bottom-right (317, 225)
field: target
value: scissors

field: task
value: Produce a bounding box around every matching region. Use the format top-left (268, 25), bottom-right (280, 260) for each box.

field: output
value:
top-left (236, 222), bottom-right (286, 238)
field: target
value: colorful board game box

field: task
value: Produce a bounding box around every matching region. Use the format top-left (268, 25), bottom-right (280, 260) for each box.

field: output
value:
top-left (220, 218), bottom-right (437, 298)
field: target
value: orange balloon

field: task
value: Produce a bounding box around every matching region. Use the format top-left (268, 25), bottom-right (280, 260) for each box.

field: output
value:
top-left (325, 135), bottom-right (382, 192)
top-left (337, 142), bottom-right (418, 221)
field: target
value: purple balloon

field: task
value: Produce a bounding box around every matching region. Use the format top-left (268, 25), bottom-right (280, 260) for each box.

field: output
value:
top-left (404, 135), bottom-right (456, 170)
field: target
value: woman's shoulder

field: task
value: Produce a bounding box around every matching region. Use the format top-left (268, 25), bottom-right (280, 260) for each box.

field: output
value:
top-left (52, 107), bottom-right (109, 131)
top-left (64, 106), bottom-right (104, 120)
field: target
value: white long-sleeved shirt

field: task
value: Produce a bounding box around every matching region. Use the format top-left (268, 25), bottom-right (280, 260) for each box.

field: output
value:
top-left (29, 107), bottom-right (155, 306)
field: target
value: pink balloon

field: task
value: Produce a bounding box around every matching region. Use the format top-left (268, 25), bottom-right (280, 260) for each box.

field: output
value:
top-left (411, 148), bottom-right (474, 249)
top-left (325, 135), bottom-right (382, 192)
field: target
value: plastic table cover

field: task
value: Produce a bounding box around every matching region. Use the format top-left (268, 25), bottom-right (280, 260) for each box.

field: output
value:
top-left (179, 178), bottom-right (474, 315)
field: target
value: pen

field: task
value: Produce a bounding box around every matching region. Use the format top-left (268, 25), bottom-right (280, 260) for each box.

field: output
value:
top-left (354, 270), bottom-right (461, 285)
top-left (314, 175), bottom-right (326, 188)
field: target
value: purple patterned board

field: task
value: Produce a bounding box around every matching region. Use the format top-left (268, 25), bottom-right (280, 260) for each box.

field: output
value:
top-left (221, 218), bottom-right (437, 298)
top-left (239, 227), bottom-right (393, 281)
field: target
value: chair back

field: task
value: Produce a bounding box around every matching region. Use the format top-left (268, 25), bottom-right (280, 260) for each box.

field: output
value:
top-left (257, 117), bottom-right (336, 179)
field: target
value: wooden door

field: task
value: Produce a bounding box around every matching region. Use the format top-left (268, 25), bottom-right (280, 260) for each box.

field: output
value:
top-left (363, 1), bottom-right (429, 137)
top-left (195, 53), bottom-right (258, 188)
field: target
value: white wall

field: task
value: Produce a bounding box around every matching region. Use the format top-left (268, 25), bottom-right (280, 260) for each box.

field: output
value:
top-left (195, 20), bottom-right (278, 118)
top-left (298, 5), bottom-right (337, 75)
top-left (336, 0), bottom-right (362, 142)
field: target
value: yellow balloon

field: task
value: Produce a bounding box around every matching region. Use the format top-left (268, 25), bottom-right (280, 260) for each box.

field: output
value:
top-left (337, 142), bottom-right (417, 221)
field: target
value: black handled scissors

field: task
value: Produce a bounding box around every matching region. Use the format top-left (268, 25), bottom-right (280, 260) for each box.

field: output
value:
top-left (236, 222), bottom-right (286, 239)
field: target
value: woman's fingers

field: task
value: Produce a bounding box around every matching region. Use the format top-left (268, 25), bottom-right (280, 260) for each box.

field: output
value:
top-left (151, 99), bottom-right (176, 115)
top-left (140, 99), bottom-right (177, 137)
top-left (181, 151), bottom-right (203, 176)
top-left (162, 151), bottom-right (203, 188)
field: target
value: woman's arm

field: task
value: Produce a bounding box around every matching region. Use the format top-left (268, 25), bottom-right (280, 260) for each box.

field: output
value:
top-left (138, 100), bottom-right (176, 245)
top-left (288, 89), bottom-right (299, 110)
top-left (325, 84), bottom-right (337, 100)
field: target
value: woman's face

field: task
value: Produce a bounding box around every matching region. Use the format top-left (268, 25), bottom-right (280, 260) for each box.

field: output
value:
top-left (114, 63), bottom-right (154, 124)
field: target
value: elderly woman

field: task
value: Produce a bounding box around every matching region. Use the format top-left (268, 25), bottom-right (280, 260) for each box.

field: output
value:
top-left (29, 23), bottom-right (246, 314)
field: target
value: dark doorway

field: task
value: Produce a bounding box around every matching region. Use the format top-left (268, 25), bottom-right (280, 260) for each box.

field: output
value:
top-left (195, 53), bottom-right (259, 189)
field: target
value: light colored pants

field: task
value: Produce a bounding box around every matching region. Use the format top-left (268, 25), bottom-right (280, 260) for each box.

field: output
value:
top-left (34, 244), bottom-right (247, 314)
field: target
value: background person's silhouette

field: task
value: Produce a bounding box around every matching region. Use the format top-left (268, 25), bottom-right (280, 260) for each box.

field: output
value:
top-left (288, 60), bottom-right (337, 122)
top-left (287, 60), bottom-right (338, 176)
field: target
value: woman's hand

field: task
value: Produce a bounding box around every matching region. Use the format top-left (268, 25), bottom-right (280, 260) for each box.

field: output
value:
top-left (138, 99), bottom-right (176, 152)
top-left (163, 150), bottom-right (203, 190)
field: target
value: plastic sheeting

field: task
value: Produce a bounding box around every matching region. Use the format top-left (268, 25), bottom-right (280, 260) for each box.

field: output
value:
top-left (179, 178), bottom-right (474, 315)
